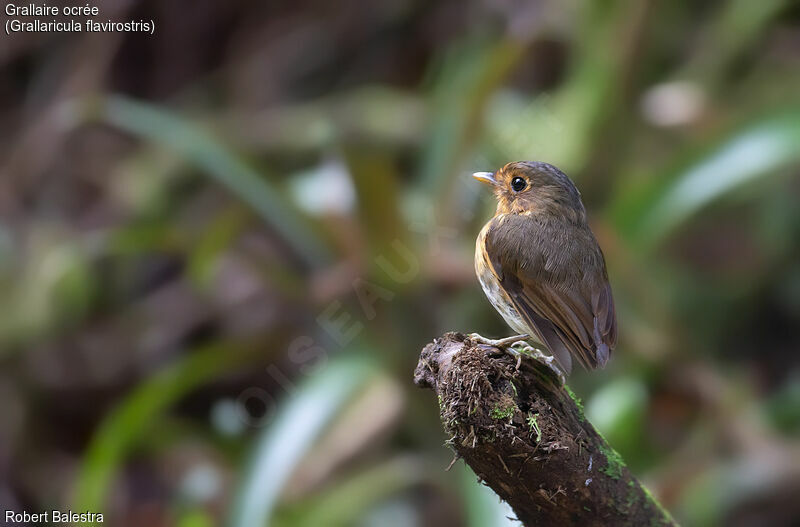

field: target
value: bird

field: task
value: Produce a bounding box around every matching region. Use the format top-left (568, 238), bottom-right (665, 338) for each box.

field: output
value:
top-left (471, 161), bottom-right (617, 376)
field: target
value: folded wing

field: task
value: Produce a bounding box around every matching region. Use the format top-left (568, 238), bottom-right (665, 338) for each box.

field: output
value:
top-left (485, 216), bottom-right (617, 374)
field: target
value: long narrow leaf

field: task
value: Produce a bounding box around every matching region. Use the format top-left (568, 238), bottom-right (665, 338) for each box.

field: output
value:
top-left (227, 357), bottom-right (376, 527)
top-left (273, 456), bottom-right (424, 527)
top-left (80, 96), bottom-right (330, 267)
top-left (621, 110), bottom-right (800, 248)
top-left (73, 340), bottom-right (262, 523)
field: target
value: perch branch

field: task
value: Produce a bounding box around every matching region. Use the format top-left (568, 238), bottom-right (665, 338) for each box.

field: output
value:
top-left (414, 332), bottom-right (676, 527)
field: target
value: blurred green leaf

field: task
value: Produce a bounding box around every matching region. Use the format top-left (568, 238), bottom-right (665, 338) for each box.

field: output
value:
top-left (613, 109), bottom-right (800, 248)
top-left (765, 374), bottom-right (800, 436)
top-left (344, 148), bottom-right (407, 265)
top-left (420, 35), bottom-right (525, 198)
top-left (273, 456), bottom-right (424, 527)
top-left (227, 357), bottom-right (377, 527)
top-left (586, 378), bottom-right (649, 467)
top-left (486, 0), bottom-right (640, 174)
top-left (0, 222), bottom-right (12, 268)
top-left (78, 95), bottom-right (330, 268)
top-left (227, 87), bottom-right (423, 154)
top-left (188, 206), bottom-right (251, 287)
top-left (110, 147), bottom-right (184, 215)
top-left (678, 449), bottom-right (800, 527)
top-left (73, 340), bottom-right (262, 523)
top-left (0, 238), bottom-right (95, 351)
top-left (682, 0), bottom-right (790, 86)
top-left (176, 509), bottom-right (215, 527)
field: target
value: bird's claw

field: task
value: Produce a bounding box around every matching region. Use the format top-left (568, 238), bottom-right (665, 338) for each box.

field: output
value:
top-left (513, 344), bottom-right (566, 385)
top-left (469, 335), bottom-right (566, 384)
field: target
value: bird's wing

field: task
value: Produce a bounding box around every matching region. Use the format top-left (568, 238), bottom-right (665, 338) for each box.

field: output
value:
top-left (484, 216), bottom-right (617, 373)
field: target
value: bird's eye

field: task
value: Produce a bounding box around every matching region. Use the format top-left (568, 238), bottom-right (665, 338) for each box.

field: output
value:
top-left (511, 177), bottom-right (526, 192)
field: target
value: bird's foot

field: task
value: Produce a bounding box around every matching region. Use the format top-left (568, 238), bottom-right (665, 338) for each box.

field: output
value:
top-left (469, 336), bottom-right (566, 383)
top-left (467, 334), bottom-right (565, 383)
top-left (468, 333), bottom-right (529, 370)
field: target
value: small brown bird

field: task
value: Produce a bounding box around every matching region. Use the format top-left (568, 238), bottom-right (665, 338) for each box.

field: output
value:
top-left (472, 161), bottom-right (617, 375)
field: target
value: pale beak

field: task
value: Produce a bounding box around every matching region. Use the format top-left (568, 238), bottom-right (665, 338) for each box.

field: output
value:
top-left (472, 172), bottom-right (497, 187)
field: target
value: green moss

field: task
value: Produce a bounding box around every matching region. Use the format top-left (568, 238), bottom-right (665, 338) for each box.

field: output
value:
top-left (443, 415), bottom-right (460, 434)
top-left (526, 412), bottom-right (542, 442)
top-left (565, 385), bottom-right (585, 421)
top-left (625, 483), bottom-right (639, 509)
top-left (490, 402), bottom-right (515, 420)
top-left (598, 440), bottom-right (626, 479)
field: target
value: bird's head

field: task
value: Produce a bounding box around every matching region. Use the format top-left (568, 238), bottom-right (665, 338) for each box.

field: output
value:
top-left (473, 161), bottom-right (586, 222)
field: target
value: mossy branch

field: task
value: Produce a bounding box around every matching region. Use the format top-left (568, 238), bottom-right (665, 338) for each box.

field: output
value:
top-left (413, 332), bottom-right (676, 527)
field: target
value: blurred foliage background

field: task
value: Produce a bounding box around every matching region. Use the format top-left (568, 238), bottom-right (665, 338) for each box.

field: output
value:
top-left (1, 1), bottom-right (799, 526)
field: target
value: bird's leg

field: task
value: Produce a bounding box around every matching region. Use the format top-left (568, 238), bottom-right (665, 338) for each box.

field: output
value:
top-left (467, 333), bottom-right (529, 349)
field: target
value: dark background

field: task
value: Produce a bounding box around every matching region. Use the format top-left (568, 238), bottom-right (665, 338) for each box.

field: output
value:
top-left (1, 1), bottom-right (799, 526)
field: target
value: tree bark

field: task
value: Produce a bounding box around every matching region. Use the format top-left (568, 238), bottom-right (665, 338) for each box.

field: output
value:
top-left (413, 332), bottom-right (676, 526)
